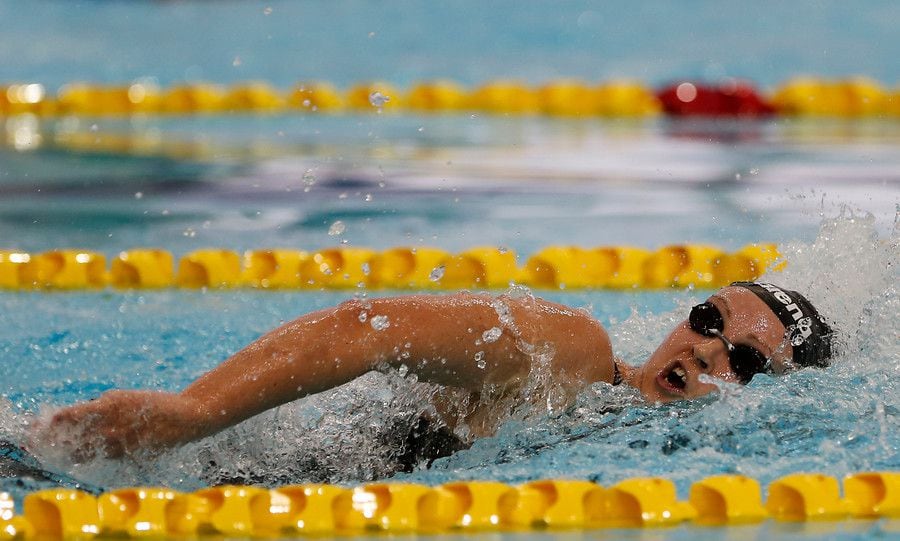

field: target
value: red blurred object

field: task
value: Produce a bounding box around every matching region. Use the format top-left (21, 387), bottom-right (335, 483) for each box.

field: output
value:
top-left (656, 80), bottom-right (774, 116)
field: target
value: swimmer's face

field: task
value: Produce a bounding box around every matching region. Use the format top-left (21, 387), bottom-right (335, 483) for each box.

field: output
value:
top-left (634, 286), bottom-right (793, 403)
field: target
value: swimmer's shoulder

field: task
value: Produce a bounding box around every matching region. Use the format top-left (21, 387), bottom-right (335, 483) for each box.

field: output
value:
top-left (509, 295), bottom-right (616, 386)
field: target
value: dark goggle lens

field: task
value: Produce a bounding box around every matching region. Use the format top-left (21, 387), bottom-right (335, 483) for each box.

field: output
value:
top-left (689, 302), bottom-right (723, 336)
top-left (730, 345), bottom-right (770, 384)
top-left (688, 302), bottom-right (770, 385)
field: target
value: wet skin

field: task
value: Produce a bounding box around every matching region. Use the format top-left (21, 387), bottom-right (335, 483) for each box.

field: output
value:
top-left (32, 286), bottom-right (795, 461)
top-left (629, 286), bottom-right (793, 402)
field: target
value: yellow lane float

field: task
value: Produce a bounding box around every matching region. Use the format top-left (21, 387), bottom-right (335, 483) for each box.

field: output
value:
top-left (110, 249), bottom-right (175, 289)
top-left (159, 83), bottom-right (227, 114)
top-left (689, 475), bottom-right (768, 525)
top-left (242, 249), bottom-right (308, 289)
top-left (97, 488), bottom-right (179, 538)
top-left (287, 82), bottom-right (344, 112)
top-left (4, 472), bottom-right (900, 537)
top-left (346, 81), bottom-right (401, 111)
top-left (595, 81), bottom-right (663, 116)
top-left (333, 483), bottom-right (433, 532)
top-left (0, 244), bottom-right (781, 291)
top-left (18, 250), bottom-right (106, 289)
top-left (300, 247), bottom-right (376, 288)
top-left (176, 249), bottom-right (242, 288)
top-left (765, 473), bottom-right (847, 521)
top-left (367, 247), bottom-right (450, 289)
top-left (2, 77), bottom-right (898, 118)
top-left (642, 244), bottom-right (724, 289)
top-left (439, 247), bottom-right (518, 289)
top-left (499, 479), bottom-right (603, 528)
top-left (222, 82), bottom-right (285, 113)
top-left (842, 472), bottom-right (900, 518)
top-left (406, 80), bottom-right (468, 112)
top-left (602, 477), bottom-right (696, 527)
top-left (467, 81), bottom-right (540, 114)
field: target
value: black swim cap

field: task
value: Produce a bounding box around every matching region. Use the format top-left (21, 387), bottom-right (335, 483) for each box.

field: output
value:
top-left (730, 281), bottom-right (834, 368)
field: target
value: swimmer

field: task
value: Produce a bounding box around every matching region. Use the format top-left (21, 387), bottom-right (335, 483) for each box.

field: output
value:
top-left (32, 281), bottom-right (832, 466)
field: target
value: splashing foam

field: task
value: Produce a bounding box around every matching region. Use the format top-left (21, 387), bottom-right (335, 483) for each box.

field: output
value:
top-left (773, 207), bottom-right (899, 367)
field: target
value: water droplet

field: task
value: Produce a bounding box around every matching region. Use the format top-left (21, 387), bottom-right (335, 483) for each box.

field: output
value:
top-left (735, 173), bottom-right (742, 181)
top-left (482, 327), bottom-right (502, 343)
top-left (364, 193), bottom-right (373, 202)
top-left (302, 169), bottom-right (316, 192)
top-left (182, 228), bottom-right (196, 238)
top-left (369, 91), bottom-right (390, 108)
top-left (398, 364), bottom-right (409, 377)
top-left (302, 99), bottom-right (311, 108)
top-left (90, 124), bottom-right (98, 132)
top-left (371, 315), bottom-right (390, 331)
top-left (429, 265), bottom-right (445, 282)
top-left (134, 191), bottom-right (143, 199)
top-left (506, 284), bottom-right (533, 299)
top-left (328, 221), bottom-right (345, 236)
top-left (475, 351), bottom-right (486, 369)
top-left (417, 127), bottom-right (424, 132)
top-left (232, 56), bottom-right (242, 67)
top-left (358, 311), bottom-right (368, 323)
top-left (749, 168), bottom-right (760, 176)
top-left (361, 262), bottom-right (370, 275)
top-left (263, 6), bottom-right (273, 15)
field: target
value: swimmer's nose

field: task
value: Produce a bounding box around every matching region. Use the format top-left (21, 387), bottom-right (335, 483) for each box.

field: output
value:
top-left (693, 337), bottom-right (730, 376)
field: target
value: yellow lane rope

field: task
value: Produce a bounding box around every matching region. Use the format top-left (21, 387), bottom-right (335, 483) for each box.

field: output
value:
top-left (0, 243), bottom-right (781, 291)
top-left (1, 77), bottom-right (898, 118)
top-left (1, 472), bottom-right (898, 538)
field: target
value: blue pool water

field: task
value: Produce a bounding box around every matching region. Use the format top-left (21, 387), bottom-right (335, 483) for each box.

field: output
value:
top-left (0, 117), bottom-right (898, 499)
top-left (2, 2), bottom-right (900, 540)
top-left (0, 198), bottom-right (897, 541)
top-left (3, 0), bottom-right (900, 88)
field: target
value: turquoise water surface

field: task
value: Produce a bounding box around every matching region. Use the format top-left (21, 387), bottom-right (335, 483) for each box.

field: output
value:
top-left (1, 2), bottom-right (899, 540)
top-left (0, 129), bottom-right (897, 496)
top-left (3, 0), bottom-right (899, 88)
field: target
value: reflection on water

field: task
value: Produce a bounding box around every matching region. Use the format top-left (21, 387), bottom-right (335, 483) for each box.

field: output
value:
top-left (0, 116), bottom-right (898, 256)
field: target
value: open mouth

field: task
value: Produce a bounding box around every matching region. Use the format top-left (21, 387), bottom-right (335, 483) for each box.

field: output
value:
top-left (658, 361), bottom-right (688, 394)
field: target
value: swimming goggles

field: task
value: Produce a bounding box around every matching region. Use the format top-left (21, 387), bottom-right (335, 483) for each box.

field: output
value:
top-left (688, 302), bottom-right (773, 384)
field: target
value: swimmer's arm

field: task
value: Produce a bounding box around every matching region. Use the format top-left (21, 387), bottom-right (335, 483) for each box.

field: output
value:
top-left (180, 292), bottom-right (615, 441)
top-left (40, 293), bottom-right (614, 458)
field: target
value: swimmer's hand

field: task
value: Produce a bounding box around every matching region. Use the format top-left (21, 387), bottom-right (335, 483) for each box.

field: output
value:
top-left (31, 390), bottom-right (205, 461)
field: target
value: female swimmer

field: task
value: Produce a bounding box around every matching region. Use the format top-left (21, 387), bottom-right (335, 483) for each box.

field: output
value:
top-left (34, 281), bottom-right (832, 465)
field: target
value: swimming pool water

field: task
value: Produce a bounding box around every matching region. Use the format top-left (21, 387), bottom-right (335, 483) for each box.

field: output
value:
top-left (2, 116), bottom-right (899, 256)
top-left (4, 0), bottom-right (899, 89)
top-left (2, 4), bottom-right (900, 538)
top-left (1, 205), bottom-right (897, 495)
top-left (0, 110), bottom-right (898, 530)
